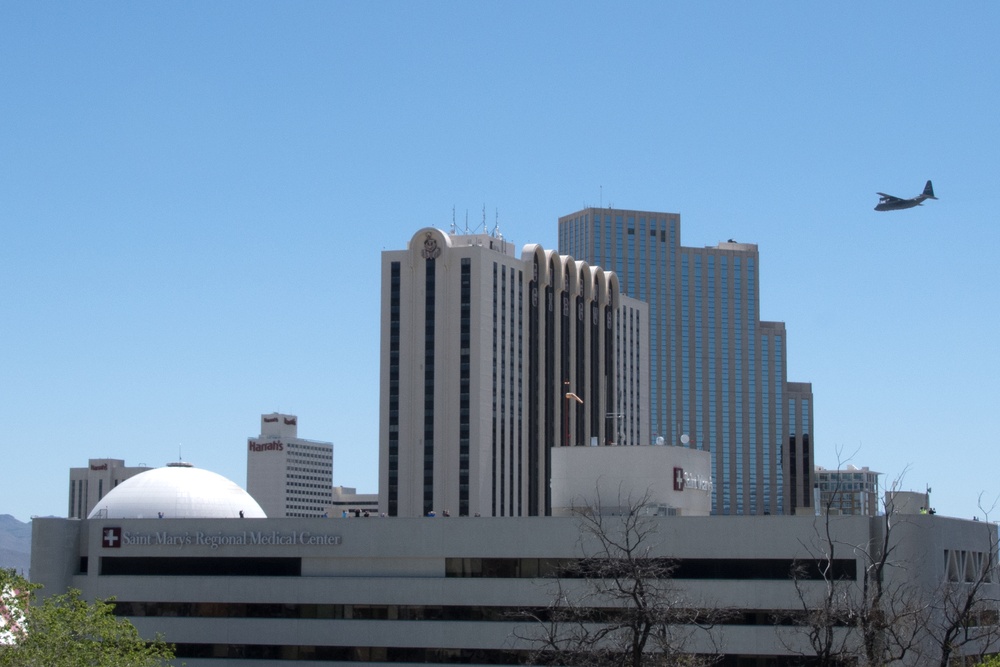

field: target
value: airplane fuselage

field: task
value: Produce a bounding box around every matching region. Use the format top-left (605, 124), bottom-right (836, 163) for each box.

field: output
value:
top-left (874, 180), bottom-right (937, 211)
top-left (874, 197), bottom-right (926, 212)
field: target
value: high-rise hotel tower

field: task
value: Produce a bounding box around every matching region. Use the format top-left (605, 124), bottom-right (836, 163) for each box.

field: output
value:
top-left (560, 208), bottom-right (813, 515)
top-left (379, 227), bottom-right (649, 518)
top-left (246, 413), bottom-right (333, 518)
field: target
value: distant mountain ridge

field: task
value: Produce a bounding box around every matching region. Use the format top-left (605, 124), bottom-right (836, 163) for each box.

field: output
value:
top-left (0, 514), bottom-right (31, 575)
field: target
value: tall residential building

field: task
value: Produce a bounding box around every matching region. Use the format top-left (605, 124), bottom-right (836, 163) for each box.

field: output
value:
top-left (69, 458), bottom-right (152, 519)
top-left (246, 413), bottom-right (333, 518)
top-left (560, 208), bottom-right (814, 515)
top-left (379, 227), bottom-right (648, 518)
top-left (815, 465), bottom-right (881, 516)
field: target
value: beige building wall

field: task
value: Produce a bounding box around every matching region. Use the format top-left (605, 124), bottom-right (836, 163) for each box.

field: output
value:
top-left (614, 295), bottom-right (651, 447)
top-left (380, 228), bottom-right (647, 518)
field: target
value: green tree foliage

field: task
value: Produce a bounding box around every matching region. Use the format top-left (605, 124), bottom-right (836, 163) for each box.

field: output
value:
top-left (0, 568), bottom-right (174, 667)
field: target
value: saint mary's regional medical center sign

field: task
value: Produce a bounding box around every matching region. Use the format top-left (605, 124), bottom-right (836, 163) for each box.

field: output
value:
top-left (102, 527), bottom-right (341, 550)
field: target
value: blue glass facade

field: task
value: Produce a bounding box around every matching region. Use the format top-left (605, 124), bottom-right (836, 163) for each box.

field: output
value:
top-left (559, 209), bottom-right (813, 515)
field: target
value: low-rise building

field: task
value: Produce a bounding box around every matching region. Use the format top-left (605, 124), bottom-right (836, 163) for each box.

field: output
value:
top-left (32, 464), bottom-right (998, 666)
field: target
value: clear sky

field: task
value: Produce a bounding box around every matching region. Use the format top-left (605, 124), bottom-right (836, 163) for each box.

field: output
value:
top-left (3, 3), bottom-right (998, 524)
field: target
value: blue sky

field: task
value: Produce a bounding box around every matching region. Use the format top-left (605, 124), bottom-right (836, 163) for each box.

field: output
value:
top-left (2, 3), bottom-right (998, 523)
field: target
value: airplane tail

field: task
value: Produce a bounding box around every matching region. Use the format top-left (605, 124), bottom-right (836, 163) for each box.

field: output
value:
top-left (922, 180), bottom-right (937, 199)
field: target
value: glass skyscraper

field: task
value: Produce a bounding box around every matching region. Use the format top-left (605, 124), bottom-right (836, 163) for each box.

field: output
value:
top-left (560, 208), bottom-right (813, 515)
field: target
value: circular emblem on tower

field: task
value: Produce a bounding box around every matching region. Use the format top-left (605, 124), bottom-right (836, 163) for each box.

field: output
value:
top-left (421, 232), bottom-right (441, 260)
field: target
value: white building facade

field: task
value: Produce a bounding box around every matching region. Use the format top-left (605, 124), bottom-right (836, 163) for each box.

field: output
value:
top-left (31, 510), bottom-right (999, 666)
top-left (550, 444), bottom-right (713, 517)
top-left (379, 228), bottom-right (649, 518)
top-left (246, 413), bottom-right (333, 518)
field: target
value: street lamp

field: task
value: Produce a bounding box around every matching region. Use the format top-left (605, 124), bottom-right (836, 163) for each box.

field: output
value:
top-left (563, 380), bottom-right (583, 447)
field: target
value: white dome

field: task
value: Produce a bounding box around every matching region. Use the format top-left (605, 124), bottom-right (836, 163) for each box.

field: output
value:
top-left (88, 464), bottom-right (266, 519)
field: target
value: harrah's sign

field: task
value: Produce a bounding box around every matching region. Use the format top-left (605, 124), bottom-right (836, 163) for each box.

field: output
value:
top-left (248, 440), bottom-right (283, 453)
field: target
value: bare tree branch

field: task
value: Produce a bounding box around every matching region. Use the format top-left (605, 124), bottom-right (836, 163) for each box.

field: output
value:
top-left (785, 467), bottom-right (931, 666)
top-left (516, 487), bottom-right (722, 667)
top-left (926, 494), bottom-right (1000, 666)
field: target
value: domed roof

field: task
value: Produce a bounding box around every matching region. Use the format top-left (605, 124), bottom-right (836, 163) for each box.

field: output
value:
top-left (87, 463), bottom-right (266, 519)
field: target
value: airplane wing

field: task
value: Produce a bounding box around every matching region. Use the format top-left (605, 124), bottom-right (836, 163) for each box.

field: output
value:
top-left (876, 193), bottom-right (903, 202)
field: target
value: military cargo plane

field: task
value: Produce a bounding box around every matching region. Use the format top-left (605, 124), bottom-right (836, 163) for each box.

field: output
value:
top-left (875, 180), bottom-right (938, 211)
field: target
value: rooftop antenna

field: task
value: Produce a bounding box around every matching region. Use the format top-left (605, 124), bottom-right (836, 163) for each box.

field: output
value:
top-left (450, 206), bottom-right (456, 234)
top-left (168, 444), bottom-right (193, 467)
top-left (493, 208), bottom-right (502, 239)
top-left (464, 210), bottom-right (470, 235)
top-left (600, 185), bottom-right (603, 209)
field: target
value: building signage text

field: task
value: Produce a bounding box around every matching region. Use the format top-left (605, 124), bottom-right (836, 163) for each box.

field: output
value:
top-left (683, 470), bottom-right (713, 494)
top-left (248, 440), bottom-right (283, 452)
top-left (103, 528), bottom-right (341, 550)
top-left (672, 467), bottom-right (713, 494)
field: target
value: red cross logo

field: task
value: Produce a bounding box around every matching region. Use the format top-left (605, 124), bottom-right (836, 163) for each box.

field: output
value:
top-left (102, 527), bottom-right (122, 548)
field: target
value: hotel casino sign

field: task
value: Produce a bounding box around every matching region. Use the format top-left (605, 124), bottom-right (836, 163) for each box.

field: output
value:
top-left (248, 439), bottom-right (283, 452)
